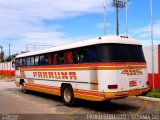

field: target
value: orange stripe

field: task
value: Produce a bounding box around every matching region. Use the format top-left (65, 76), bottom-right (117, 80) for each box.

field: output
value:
top-left (20, 66), bottom-right (147, 72)
top-left (20, 62), bottom-right (146, 69)
top-left (74, 90), bottom-right (104, 97)
top-left (74, 94), bottom-right (104, 101)
top-left (26, 84), bottom-right (60, 91)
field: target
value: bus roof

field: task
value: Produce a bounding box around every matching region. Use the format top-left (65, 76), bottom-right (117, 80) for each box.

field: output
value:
top-left (16, 36), bottom-right (141, 58)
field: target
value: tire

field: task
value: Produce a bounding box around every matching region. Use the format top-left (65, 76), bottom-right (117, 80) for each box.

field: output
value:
top-left (22, 82), bottom-right (28, 94)
top-left (61, 85), bottom-right (76, 107)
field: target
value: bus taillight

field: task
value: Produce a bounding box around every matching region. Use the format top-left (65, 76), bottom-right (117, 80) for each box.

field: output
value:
top-left (108, 84), bottom-right (118, 89)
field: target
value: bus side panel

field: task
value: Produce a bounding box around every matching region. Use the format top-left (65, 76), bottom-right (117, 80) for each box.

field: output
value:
top-left (76, 70), bottom-right (98, 91)
top-left (24, 69), bottom-right (97, 91)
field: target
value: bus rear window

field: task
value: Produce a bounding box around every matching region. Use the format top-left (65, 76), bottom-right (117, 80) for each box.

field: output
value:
top-left (97, 44), bottom-right (145, 62)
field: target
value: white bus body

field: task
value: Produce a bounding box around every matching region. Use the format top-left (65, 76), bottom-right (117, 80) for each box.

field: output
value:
top-left (15, 36), bottom-right (149, 106)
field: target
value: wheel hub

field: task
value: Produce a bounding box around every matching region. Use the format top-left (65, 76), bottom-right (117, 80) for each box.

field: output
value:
top-left (64, 88), bottom-right (71, 102)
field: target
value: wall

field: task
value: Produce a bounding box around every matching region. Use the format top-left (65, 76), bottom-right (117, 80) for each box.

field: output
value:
top-left (143, 45), bottom-right (160, 89)
top-left (0, 61), bottom-right (15, 76)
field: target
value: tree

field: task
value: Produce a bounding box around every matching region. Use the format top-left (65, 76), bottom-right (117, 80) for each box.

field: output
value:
top-left (5, 56), bottom-right (12, 62)
top-left (0, 50), bottom-right (4, 62)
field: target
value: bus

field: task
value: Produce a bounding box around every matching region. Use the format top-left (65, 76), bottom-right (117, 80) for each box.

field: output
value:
top-left (15, 36), bottom-right (149, 106)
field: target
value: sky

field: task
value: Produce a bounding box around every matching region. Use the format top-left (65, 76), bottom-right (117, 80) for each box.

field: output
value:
top-left (0, 0), bottom-right (159, 56)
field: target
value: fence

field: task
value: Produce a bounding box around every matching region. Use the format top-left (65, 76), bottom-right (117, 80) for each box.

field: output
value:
top-left (0, 61), bottom-right (15, 76)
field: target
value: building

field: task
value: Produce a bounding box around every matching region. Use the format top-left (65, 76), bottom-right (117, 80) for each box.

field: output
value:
top-left (143, 45), bottom-right (160, 89)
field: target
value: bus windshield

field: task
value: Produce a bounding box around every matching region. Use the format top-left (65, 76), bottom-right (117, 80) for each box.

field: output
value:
top-left (97, 44), bottom-right (145, 62)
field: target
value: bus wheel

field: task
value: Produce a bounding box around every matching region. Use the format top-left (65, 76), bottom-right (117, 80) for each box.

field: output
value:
top-left (61, 85), bottom-right (75, 107)
top-left (22, 82), bottom-right (28, 94)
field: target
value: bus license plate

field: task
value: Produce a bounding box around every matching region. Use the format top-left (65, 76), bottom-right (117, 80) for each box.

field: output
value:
top-left (129, 81), bottom-right (137, 87)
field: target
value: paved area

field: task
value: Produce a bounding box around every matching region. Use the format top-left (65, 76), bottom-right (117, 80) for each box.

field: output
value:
top-left (0, 80), bottom-right (160, 120)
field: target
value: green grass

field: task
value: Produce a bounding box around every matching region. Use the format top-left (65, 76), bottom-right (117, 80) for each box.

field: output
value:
top-left (145, 89), bottom-right (160, 98)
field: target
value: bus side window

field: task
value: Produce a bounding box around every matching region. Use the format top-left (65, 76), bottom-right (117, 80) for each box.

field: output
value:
top-left (74, 49), bottom-right (80, 63)
top-left (64, 51), bottom-right (73, 64)
top-left (22, 58), bottom-right (27, 66)
top-left (39, 55), bottom-right (45, 65)
top-left (76, 48), bottom-right (87, 63)
top-left (35, 56), bottom-right (39, 66)
top-left (15, 59), bottom-right (20, 70)
top-left (88, 47), bottom-right (97, 62)
top-left (15, 59), bottom-right (20, 66)
top-left (27, 57), bottom-right (31, 66)
top-left (75, 46), bottom-right (97, 63)
top-left (64, 52), bottom-right (67, 63)
top-left (68, 51), bottom-right (73, 63)
top-left (53, 53), bottom-right (57, 65)
top-left (20, 59), bottom-right (23, 66)
top-left (73, 50), bottom-right (79, 64)
top-left (45, 54), bottom-right (52, 65)
top-left (31, 56), bottom-right (35, 66)
top-left (58, 52), bottom-right (64, 64)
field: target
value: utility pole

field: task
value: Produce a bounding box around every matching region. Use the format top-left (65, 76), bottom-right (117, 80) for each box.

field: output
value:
top-left (112, 0), bottom-right (125, 36)
top-left (125, 0), bottom-right (129, 36)
top-left (0, 46), bottom-right (3, 62)
top-left (150, 0), bottom-right (154, 90)
top-left (9, 44), bottom-right (11, 58)
top-left (116, 6), bottom-right (119, 35)
top-left (103, 0), bottom-right (106, 35)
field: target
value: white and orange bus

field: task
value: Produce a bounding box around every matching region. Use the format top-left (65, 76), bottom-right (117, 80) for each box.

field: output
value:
top-left (15, 36), bottom-right (149, 106)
